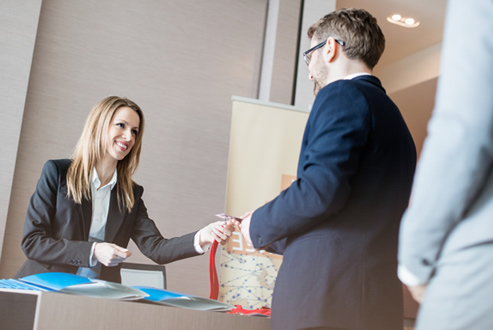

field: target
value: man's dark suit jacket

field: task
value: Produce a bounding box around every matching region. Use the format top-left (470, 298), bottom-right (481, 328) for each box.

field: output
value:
top-left (16, 159), bottom-right (199, 283)
top-left (249, 75), bottom-right (416, 330)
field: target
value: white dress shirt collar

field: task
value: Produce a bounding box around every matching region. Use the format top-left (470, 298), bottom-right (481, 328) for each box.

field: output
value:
top-left (344, 72), bottom-right (372, 80)
top-left (91, 167), bottom-right (118, 190)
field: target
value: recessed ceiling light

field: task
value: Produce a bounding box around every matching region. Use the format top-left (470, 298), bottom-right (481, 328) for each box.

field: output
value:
top-left (405, 18), bottom-right (415, 25)
top-left (387, 14), bottom-right (420, 28)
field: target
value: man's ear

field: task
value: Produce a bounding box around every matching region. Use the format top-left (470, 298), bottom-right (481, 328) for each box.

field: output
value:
top-left (322, 37), bottom-right (337, 63)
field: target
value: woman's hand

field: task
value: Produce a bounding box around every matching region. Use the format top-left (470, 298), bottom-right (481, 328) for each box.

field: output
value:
top-left (199, 220), bottom-right (238, 246)
top-left (94, 243), bottom-right (132, 267)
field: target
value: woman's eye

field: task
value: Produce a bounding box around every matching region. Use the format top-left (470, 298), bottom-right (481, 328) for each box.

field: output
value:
top-left (132, 129), bottom-right (138, 135)
top-left (116, 123), bottom-right (124, 128)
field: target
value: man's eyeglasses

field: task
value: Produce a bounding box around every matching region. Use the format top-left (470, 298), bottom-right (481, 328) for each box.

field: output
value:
top-left (303, 39), bottom-right (345, 66)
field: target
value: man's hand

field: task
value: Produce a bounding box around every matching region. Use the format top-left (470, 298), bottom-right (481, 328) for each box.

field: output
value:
top-left (239, 211), bottom-right (254, 247)
top-left (94, 243), bottom-right (132, 267)
top-left (200, 220), bottom-right (236, 246)
top-left (407, 283), bottom-right (427, 303)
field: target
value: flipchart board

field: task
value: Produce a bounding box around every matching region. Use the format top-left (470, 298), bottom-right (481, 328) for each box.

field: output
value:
top-left (219, 96), bottom-right (309, 309)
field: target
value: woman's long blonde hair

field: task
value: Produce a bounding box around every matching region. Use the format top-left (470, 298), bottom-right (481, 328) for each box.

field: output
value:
top-left (66, 96), bottom-right (145, 212)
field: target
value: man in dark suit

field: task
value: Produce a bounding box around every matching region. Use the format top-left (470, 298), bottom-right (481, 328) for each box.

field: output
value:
top-left (239, 9), bottom-right (416, 330)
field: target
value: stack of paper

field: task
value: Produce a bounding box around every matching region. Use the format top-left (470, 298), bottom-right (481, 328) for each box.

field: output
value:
top-left (135, 286), bottom-right (234, 311)
top-left (0, 272), bottom-right (148, 300)
top-left (0, 272), bottom-right (234, 312)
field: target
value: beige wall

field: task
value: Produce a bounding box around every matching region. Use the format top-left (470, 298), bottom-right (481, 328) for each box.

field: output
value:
top-left (0, 0), bottom-right (286, 297)
top-left (0, 0), bottom-right (42, 264)
top-left (391, 78), bottom-right (437, 157)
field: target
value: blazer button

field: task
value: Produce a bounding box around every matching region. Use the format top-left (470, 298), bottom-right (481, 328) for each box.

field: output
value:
top-left (422, 259), bottom-right (431, 266)
top-left (257, 237), bottom-right (263, 245)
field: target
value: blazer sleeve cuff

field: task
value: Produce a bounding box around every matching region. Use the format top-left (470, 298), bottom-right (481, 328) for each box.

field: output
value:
top-left (193, 230), bottom-right (210, 254)
top-left (398, 264), bottom-right (427, 286)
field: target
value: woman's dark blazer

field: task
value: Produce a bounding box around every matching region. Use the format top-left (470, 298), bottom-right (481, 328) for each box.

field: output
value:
top-left (15, 159), bottom-right (199, 283)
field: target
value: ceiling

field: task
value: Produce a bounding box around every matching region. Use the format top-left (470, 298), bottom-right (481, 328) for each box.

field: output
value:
top-left (336, 0), bottom-right (448, 67)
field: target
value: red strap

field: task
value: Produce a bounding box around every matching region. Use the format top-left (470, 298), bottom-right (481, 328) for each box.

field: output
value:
top-left (209, 240), bottom-right (271, 317)
top-left (209, 240), bottom-right (219, 300)
top-left (228, 305), bottom-right (271, 316)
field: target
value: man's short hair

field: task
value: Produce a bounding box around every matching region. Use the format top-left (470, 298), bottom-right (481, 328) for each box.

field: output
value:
top-left (308, 8), bottom-right (385, 69)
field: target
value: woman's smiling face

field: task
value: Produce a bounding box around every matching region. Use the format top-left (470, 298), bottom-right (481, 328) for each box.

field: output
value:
top-left (105, 106), bottom-right (140, 164)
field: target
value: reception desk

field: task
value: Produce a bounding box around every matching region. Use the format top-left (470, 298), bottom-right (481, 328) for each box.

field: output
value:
top-left (0, 289), bottom-right (271, 330)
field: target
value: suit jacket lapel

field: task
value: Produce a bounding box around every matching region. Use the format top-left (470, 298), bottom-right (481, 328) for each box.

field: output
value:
top-left (104, 189), bottom-right (126, 243)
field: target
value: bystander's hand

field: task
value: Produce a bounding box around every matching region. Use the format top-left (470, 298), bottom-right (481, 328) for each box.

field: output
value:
top-left (408, 283), bottom-right (427, 303)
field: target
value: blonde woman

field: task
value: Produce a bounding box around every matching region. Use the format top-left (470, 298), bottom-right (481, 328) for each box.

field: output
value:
top-left (16, 96), bottom-right (234, 283)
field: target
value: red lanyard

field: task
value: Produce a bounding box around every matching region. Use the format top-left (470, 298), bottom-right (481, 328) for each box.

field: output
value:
top-left (209, 240), bottom-right (220, 300)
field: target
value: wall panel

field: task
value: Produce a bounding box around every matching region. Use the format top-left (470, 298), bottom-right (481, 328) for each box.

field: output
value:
top-left (0, 0), bottom-right (42, 261)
